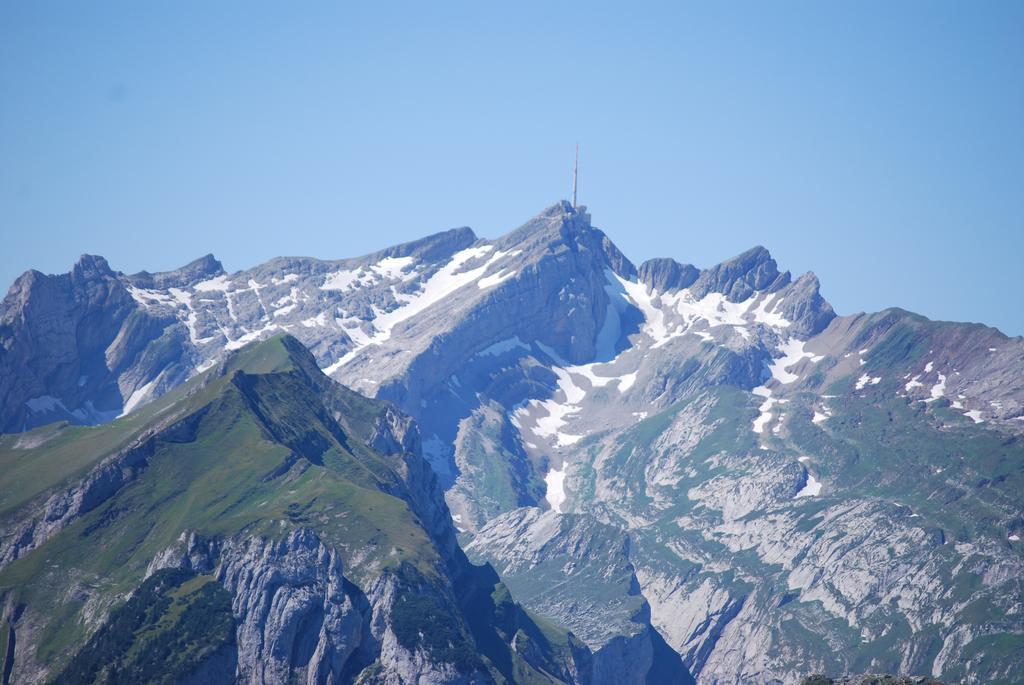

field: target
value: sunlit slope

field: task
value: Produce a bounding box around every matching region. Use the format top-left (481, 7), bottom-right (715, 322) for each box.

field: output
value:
top-left (0, 334), bottom-right (600, 684)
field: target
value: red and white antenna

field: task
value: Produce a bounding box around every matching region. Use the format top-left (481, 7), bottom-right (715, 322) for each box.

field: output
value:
top-left (572, 143), bottom-right (579, 209)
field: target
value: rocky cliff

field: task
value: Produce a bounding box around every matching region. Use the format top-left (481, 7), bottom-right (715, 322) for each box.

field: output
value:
top-left (0, 335), bottom-right (690, 684)
top-left (2, 201), bottom-right (1022, 684)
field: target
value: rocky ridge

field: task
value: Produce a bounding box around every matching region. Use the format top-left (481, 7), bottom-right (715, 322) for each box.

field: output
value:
top-left (2, 202), bottom-right (1023, 684)
top-left (1, 334), bottom-right (692, 684)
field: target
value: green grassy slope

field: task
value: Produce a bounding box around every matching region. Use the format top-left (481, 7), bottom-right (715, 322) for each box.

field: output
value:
top-left (0, 334), bottom-right (585, 683)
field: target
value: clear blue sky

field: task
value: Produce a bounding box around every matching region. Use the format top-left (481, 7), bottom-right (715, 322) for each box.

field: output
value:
top-left (2, 1), bottom-right (1022, 334)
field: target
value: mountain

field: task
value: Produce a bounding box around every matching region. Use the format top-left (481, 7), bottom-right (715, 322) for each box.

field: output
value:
top-left (1, 201), bottom-right (1022, 683)
top-left (0, 334), bottom-right (693, 684)
top-left (800, 678), bottom-right (946, 685)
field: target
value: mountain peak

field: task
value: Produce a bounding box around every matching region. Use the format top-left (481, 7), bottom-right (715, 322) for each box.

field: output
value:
top-left (221, 332), bottom-right (323, 379)
top-left (372, 226), bottom-right (478, 264)
top-left (498, 201), bottom-right (586, 242)
top-left (690, 244), bottom-right (790, 302)
top-left (494, 201), bottom-right (634, 276)
top-left (127, 254), bottom-right (225, 290)
top-left (778, 270), bottom-right (836, 336)
top-left (638, 258), bottom-right (700, 292)
top-left (71, 254), bottom-right (115, 280)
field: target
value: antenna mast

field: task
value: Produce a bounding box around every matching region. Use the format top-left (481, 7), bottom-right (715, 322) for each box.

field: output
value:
top-left (572, 143), bottom-right (579, 209)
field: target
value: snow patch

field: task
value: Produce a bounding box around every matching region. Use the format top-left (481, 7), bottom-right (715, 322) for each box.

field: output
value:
top-left (370, 256), bottom-right (415, 280)
top-left (327, 245), bottom-right (509, 367)
top-left (477, 336), bottom-right (531, 357)
top-left (610, 271), bottom-right (668, 342)
top-left (527, 401), bottom-right (583, 447)
top-left (855, 374), bottom-right (881, 391)
top-left (273, 303), bottom-right (297, 318)
top-left (225, 324), bottom-right (280, 351)
top-left (770, 339), bottom-right (819, 385)
top-left (321, 256), bottom-right (416, 292)
top-left (421, 434), bottom-right (454, 481)
top-left (748, 292), bottom-right (791, 328)
top-left (301, 312), bottom-right (329, 328)
top-left (617, 371), bottom-right (638, 392)
top-left (522, 338), bottom-right (641, 446)
top-left (167, 287), bottom-right (213, 345)
top-left (320, 269), bottom-right (366, 292)
top-left (773, 415), bottom-right (786, 434)
top-left (478, 269), bottom-right (517, 289)
top-left (194, 275), bottom-right (231, 292)
top-left (119, 376), bottom-right (160, 417)
top-left (545, 465), bottom-right (567, 513)
top-left (127, 285), bottom-right (175, 307)
top-left (795, 471), bottom-right (822, 498)
top-left (24, 395), bottom-right (117, 424)
top-left (667, 290), bottom-right (753, 329)
top-left (25, 395), bottom-right (66, 413)
top-left (925, 374), bottom-right (946, 402)
top-left (752, 386), bottom-right (778, 434)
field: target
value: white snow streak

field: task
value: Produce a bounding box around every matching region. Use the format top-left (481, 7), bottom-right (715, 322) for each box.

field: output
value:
top-left (771, 339), bottom-right (820, 384)
top-left (25, 395), bottom-right (65, 413)
top-left (795, 472), bottom-right (822, 498)
top-left (370, 256), bottom-right (415, 280)
top-left (478, 269), bottom-right (517, 289)
top-left (119, 377), bottom-right (160, 417)
top-left (545, 465), bottom-right (567, 513)
top-left (855, 374), bottom-right (881, 391)
top-left (477, 337), bottom-right (530, 357)
top-left (752, 386), bottom-right (778, 434)
top-left (324, 245), bottom-right (512, 369)
top-left (925, 374), bottom-right (946, 402)
top-left (750, 339), bottom-right (820, 434)
top-left (193, 275), bottom-right (231, 292)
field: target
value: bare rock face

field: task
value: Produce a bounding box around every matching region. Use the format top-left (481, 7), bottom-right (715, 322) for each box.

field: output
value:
top-left (776, 271), bottom-right (835, 337)
top-left (146, 527), bottom-right (592, 685)
top-left (126, 253), bottom-right (224, 290)
top-left (688, 246), bottom-right (790, 302)
top-left (1, 335), bottom-right (636, 685)
top-left (217, 529), bottom-right (372, 685)
top-left (362, 573), bottom-right (492, 685)
top-left (465, 508), bottom-right (694, 685)
top-left (0, 254), bottom-right (198, 432)
top-left (3, 201), bottom-right (1023, 685)
top-left (800, 677), bottom-right (947, 685)
top-left (144, 528), bottom-right (485, 685)
top-left (637, 258), bottom-right (700, 293)
top-left (446, 402), bottom-right (544, 531)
